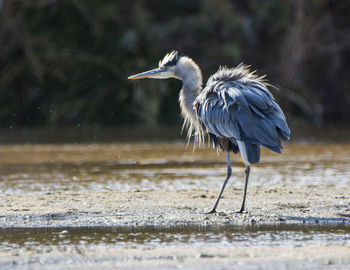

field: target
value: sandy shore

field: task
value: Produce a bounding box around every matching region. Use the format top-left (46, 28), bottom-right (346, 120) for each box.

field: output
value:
top-left (1, 244), bottom-right (350, 270)
top-left (0, 186), bottom-right (349, 269)
top-left (0, 186), bottom-right (349, 228)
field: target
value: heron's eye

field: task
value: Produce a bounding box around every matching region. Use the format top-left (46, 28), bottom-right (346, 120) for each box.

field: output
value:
top-left (164, 66), bottom-right (169, 70)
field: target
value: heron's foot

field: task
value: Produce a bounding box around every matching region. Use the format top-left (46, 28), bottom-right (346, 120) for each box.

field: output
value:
top-left (204, 209), bottom-right (217, 214)
top-left (233, 209), bottom-right (248, 214)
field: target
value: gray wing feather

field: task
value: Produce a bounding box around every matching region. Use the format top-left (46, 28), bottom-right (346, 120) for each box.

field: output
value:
top-left (225, 86), bottom-right (250, 112)
top-left (199, 95), bottom-right (241, 140)
top-left (195, 80), bottom-right (290, 155)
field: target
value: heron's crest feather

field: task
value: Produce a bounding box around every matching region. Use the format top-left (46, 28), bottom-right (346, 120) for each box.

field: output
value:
top-left (159, 51), bottom-right (181, 67)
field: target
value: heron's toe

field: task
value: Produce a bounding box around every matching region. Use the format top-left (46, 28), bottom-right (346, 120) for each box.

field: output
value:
top-left (204, 209), bottom-right (217, 214)
top-left (233, 209), bottom-right (248, 214)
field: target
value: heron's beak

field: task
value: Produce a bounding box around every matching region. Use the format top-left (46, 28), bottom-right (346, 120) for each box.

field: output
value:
top-left (128, 67), bottom-right (171, 80)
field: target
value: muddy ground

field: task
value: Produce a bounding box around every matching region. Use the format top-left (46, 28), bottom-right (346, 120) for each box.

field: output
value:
top-left (0, 186), bottom-right (349, 227)
top-left (0, 186), bottom-right (349, 269)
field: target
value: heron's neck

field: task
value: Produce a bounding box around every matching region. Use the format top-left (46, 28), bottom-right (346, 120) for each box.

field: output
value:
top-left (176, 57), bottom-right (203, 120)
top-left (176, 57), bottom-right (204, 143)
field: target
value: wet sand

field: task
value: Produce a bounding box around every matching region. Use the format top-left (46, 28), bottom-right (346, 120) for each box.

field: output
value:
top-left (1, 244), bottom-right (350, 269)
top-left (0, 186), bottom-right (350, 228)
top-left (0, 141), bottom-right (349, 269)
top-left (1, 186), bottom-right (350, 269)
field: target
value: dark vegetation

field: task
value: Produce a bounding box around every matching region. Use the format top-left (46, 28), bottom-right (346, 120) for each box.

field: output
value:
top-left (1, 0), bottom-right (349, 129)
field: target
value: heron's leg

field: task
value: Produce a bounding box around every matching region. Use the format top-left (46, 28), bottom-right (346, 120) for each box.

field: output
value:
top-left (207, 151), bottom-right (232, 214)
top-left (235, 140), bottom-right (251, 214)
top-left (236, 165), bottom-right (250, 213)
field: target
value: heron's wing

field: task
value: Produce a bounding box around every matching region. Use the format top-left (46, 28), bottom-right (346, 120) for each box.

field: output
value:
top-left (195, 81), bottom-right (290, 155)
top-left (235, 81), bottom-right (290, 142)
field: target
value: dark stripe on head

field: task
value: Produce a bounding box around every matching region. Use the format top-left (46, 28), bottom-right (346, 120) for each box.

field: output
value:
top-left (159, 51), bottom-right (182, 67)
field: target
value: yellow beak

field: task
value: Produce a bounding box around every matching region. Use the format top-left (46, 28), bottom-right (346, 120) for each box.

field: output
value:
top-left (128, 67), bottom-right (164, 80)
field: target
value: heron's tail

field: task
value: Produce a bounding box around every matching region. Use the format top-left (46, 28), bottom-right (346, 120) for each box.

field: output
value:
top-left (246, 143), bottom-right (260, 164)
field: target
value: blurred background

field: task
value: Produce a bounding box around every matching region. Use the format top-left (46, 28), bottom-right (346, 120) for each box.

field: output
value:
top-left (1, 1), bottom-right (350, 265)
top-left (0, 0), bottom-right (349, 142)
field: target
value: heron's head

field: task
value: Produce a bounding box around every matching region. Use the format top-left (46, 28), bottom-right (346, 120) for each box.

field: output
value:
top-left (128, 51), bottom-right (181, 80)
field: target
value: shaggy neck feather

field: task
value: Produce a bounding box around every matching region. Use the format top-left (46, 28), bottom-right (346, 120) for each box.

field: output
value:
top-left (175, 57), bottom-right (204, 144)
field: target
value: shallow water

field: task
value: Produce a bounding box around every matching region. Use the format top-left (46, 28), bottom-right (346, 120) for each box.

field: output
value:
top-left (1, 224), bottom-right (350, 253)
top-left (0, 142), bottom-right (349, 194)
top-left (0, 141), bottom-right (349, 267)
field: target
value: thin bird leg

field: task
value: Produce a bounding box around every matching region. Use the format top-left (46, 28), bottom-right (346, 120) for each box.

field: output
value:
top-left (234, 140), bottom-right (251, 214)
top-left (236, 165), bottom-right (250, 213)
top-left (207, 151), bottom-right (232, 214)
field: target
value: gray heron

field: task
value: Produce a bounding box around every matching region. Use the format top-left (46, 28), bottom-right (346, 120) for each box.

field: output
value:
top-left (128, 51), bottom-right (290, 213)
